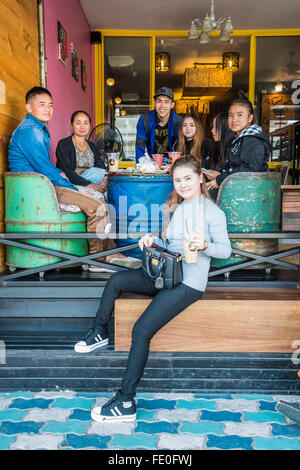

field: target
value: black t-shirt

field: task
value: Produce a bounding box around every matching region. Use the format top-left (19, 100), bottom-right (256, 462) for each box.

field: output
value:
top-left (154, 112), bottom-right (171, 155)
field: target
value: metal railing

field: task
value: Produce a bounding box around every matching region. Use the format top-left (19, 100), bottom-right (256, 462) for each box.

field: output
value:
top-left (0, 232), bottom-right (299, 287)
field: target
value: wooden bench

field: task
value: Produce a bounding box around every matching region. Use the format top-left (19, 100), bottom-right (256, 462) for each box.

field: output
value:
top-left (114, 287), bottom-right (300, 353)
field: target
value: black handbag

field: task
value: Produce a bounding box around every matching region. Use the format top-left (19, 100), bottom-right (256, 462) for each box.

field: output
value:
top-left (142, 243), bottom-right (183, 289)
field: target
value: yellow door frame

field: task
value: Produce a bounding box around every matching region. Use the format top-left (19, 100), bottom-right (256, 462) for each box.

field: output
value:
top-left (94, 28), bottom-right (300, 125)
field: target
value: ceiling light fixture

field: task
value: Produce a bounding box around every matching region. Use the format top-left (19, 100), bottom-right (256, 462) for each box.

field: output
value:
top-left (188, 0), bottom-right (233, 44)
top-left (106, 77), bottom-right (115, 86)
top-left (155, 52), bottom-right (170, 73)
top-left (274, 81), bottom-right (286, 93)
top-left (222, 52), bottom-right (239, 71)
top-left (114, 97), bottom-right (122, 104)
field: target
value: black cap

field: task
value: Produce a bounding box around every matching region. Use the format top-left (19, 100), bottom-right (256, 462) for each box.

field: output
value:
top-left (153, 87), bottom-right (174, 101)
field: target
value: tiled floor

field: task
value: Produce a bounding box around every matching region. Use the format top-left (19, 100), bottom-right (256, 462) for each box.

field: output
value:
top-left (0, 391), bottom-right (300, 450)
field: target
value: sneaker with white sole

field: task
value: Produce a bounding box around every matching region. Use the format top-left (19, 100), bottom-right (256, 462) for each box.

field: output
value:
top-left (91, 396), bottom-right (136, 423)
top-left (108, 257), bottom-right (142, 269)
top-left (74, 326), bottom-right (109, 353)
top-left (88, 265), bottom-right (116, 273)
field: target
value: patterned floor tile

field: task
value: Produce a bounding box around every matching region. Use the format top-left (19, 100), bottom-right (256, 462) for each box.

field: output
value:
top-left (224, 421), bottom-right (272, 438)
top-left (0, 420), bottom-right (43, 435)
top-left (258, 401), bottom-right (278, 412)
top-left (254, 436), bottom-right (300, 450)
top-left (135, 420), bottom-right (179, 435)
top-left (51, 398), bottom-right (95, 409)
top-left (88, 420), bottom-right (135, 436)
top-left (216, 398), bottom-right (259, 413)
top-left (136, 409), bottom-right (156, 421)
top-left (0, 398), bottom-right (13, 410)
top-left (176, 399), bottom-right (217, 410)
top-left (0, 392), bottom-right (33, 399)
top-left (8, 398), bottom-right (53, 410)
top-left (157, 434), bottom-right (206, 450)
top-left (135, 393), bottom-right (155, 399)
top-left (206, 434), bottom-right (253, 450)
top-left (235, 394), bottom-right (274, 401)
top-left (0, 409), bottom-right (28, 422)
top-left (10, 433), bottom-right (64, 450)
top-left (180, 421), bottom-right (224, 435)
top-left (61, 433), bottom-right (110, 449)
top-left (109, 433), bottom-right (157, 449)
top-left (23, 408), bottom-right (71, 422)
top-left (271, 423), bottom-right (300, 438)
top-left (200, 410), bottom-right (242, 422)
top-left (34, 391), bottom-right (75, 399)
top-left (137, 398), bottom-right (176, 410)
top-left (153, 393), bottom-right (194, 400)
top-left (0, 435), bottom-right (16, 450)
top-left (272, 395), bottom-right (300, 403)
top-left (42, 420), bottom-right (89, 435)
top-left (69, 409), bottom-right (91, 421)
top-left (243, 411), bottom-right (286, 424)
top-left (155, 409), bottom-right (200, 422)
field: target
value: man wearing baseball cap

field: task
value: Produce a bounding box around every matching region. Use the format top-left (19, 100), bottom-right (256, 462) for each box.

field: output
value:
top-left (135, 87), bottom-right (182, 165)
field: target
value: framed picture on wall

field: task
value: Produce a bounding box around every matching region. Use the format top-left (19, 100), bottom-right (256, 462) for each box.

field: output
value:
top-left (81, 59), bottom-right (87, 92)
top-left (71, 43), bottom-right (79, 81)
top-left (58, 21), bottom-right (67, 66)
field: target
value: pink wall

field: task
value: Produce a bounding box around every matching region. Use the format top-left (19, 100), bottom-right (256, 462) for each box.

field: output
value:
top-left (43, 0), bottom-right (94, 162)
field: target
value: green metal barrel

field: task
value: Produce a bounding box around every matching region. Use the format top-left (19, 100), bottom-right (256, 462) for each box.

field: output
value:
top-left (5, 172), bottom-right (88, 269)
top-left (211, 172), bottom-right (281, 270)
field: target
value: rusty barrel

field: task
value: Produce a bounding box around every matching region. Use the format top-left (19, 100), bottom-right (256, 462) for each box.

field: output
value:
top-left (211, 172), bottom-right (281, 269)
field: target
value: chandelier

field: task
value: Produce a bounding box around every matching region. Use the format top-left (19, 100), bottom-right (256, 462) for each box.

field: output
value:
top-left (188, 0), bottom-right (233, 43)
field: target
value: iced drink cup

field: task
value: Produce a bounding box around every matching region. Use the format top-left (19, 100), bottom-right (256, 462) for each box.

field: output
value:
top-left (152, 154), bottom-right (163, 169)
top-left (168, 152), bottom-right (181, 167)
top-left (108, 153), bottom-right (119, 172)
top-left (183, 240), bottom-right (198, 263)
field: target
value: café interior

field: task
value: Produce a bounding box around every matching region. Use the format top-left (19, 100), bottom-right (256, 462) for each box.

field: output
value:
top-left (82, 0), bottom-right (300, 183)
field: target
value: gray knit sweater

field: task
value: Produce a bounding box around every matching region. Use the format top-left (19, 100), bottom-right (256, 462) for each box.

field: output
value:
top-left (153, 195), bottom-right (231, 292)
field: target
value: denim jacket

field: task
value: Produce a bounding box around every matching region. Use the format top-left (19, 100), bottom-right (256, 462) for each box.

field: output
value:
top-left (9, 114), bottom-right (77, 190)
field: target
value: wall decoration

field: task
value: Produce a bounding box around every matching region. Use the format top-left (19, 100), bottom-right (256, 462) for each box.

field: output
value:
top-left (81, 59), bottom-right (87, 92)
top-left (261, 93), bottom-right (295, 132)
top-left (71, 43), bottom-right (79, 81)
top-left (57, 21), bottom-right (67, 66)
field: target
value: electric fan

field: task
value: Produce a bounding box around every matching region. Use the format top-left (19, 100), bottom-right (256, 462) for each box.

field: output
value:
top-left (89, 123), bottom-right (123, 168)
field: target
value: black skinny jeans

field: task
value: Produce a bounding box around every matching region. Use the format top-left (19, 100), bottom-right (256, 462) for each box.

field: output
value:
top-left (94, 268), bottom-right (203, 401)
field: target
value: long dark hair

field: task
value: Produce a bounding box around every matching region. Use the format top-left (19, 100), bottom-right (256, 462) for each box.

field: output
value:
top-left (161, 156), bottom-right (212, 237)
top-left (176, 114), bottom-right (204, 164)
top-left (211, 112), bottom-right (234, 169)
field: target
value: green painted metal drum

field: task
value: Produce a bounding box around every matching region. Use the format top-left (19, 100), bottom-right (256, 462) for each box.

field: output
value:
top-left (211, 172), bottom-right (281, 269)
top-left (5, 172), bottom-right (88, 268)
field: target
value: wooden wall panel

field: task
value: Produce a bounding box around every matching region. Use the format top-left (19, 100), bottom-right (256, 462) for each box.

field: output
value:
top-left (0, 0), bottom-right (40, 271)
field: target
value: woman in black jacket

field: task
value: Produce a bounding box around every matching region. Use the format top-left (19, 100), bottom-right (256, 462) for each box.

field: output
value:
top-left (206, 98), bottom-right (271, 191)
top-left (56, 110), bottom-right (107, 194)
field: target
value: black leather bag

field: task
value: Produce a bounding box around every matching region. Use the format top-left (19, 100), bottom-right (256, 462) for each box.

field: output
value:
top-left (142, 243), bottom-right (183, 289)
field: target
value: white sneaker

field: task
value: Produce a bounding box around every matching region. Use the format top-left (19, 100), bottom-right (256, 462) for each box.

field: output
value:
top-left (108, 257), bottom-right (142, 269)
top-left (91, 396), bottom-right (136, 423)
top-left (74, 327), bottom-right (109, 353)
top-left (88, 265), bottom-right (116, 273)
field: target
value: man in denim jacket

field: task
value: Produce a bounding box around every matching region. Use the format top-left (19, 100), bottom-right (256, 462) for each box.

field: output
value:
top-left (8, 86), bottom-right (134, 271)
